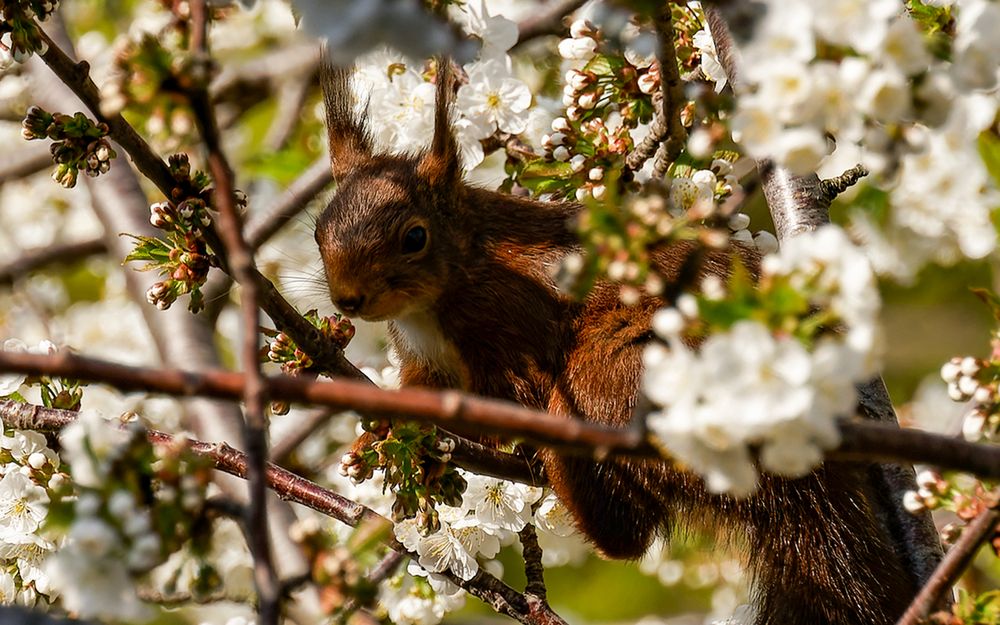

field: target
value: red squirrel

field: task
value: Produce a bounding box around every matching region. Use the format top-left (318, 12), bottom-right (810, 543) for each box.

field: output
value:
top-left (314, 57), bottom-right (918, 625)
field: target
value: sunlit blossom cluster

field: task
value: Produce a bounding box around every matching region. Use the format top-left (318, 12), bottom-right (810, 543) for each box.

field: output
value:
top-left (715, 0), bottom-right (1000, 280)
top-left (941, 354), bottom-right (1000, 443)
top-left (644, 225), bottom-right (880, 494)
top-left (0, 428), bottom-right (60, 607)
top-left (383, 476), bottom-right (587, 624)
top-left (346, 1), bottom-right (530, 173)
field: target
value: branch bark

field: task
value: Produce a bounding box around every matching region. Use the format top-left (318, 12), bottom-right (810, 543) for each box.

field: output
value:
top-left (0, 238), bottom-right (106, 287)
top-left (626, 8), bottom-right (687, 176)
top-left (2, 356), bottom-right (999, 481)
top-left (513, 0), bottom-right (587, 48)
top-left (895, 506), bottom-right (1000, 625)
top-left (188, 2), bottom-right (279, 621)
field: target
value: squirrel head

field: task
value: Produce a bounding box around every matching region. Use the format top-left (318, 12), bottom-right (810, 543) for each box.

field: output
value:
top-left (315, 55), bottom-right (463, 321)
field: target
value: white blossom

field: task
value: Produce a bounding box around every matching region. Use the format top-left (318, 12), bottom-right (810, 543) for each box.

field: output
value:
top-left (693, 29), bottom-right (727, 92)
top-left (461, 474), bottom-right (542, 532)
top-left (0, 339), bottom-right (57, 396)
top-left (558, 36), bottom-right (597, 61)
top-left (402, 507), bottom-right (501, 581)
top-left (0, 471), bottom-right (49, 539)
top-left (644, 226), bottom-right (877, 494)
top-left (457, 59), bottom-right (532, 136)
top-left (44, 544), bottom-right (150, 621)
top-left (807, 0), bottom-right (899, 53)
top-left (59, 409), bottom-right (132, 488)
top-left (458, 0), bottom-right (518, 61)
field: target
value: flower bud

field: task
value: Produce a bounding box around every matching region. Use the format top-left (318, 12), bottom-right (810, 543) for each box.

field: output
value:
top-left (960, 356), bottom-right (979, 376)
top-left (902, 491), bottom-right (925, 514)
top-left (570, 19), bottom-right (594, 39)
top-left (558, 36), bottom-right (597, 61)
top-left (553, 146), bottom-right (570, 162)
top-left (569, 154), bottom-right (586, 173)
top-left (638, 71), bottom-right (659, 95)
top-left (728, 213), bottom-right (751, 231)
top-left (940, 360), bottom-right (961, 383)
top-left (578, 92), bottom-right (598, 109)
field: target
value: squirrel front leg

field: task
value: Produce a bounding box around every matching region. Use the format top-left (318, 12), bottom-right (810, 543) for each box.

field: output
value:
top-left (541, 295), bottom-right (673, 559)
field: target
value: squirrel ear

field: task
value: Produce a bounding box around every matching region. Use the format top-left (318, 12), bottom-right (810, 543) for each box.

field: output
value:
top-left (320, 44), bottom-right (374, 181)
top-left (417, 57), bottom-right (462, 186)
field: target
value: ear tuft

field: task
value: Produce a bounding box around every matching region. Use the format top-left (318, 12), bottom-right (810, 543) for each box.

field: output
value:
top-left (320, 44), bottom-right (375, 181)
top-left (417, 57), bottom-right (462, 187)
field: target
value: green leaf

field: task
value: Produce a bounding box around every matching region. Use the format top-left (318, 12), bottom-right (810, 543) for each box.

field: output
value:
top-left (520, 159), bottom-right (575, 181)
top-left (123, 234), bottom-right (172, 266)
top-left (978, 131), bottom-right (1000, 187)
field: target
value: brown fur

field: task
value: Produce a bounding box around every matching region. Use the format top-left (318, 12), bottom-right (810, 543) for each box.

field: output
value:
top-left (316, 58), bottom-right (917, 624)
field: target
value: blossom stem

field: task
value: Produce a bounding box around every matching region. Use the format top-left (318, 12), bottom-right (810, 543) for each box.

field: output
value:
top-left (519, 524), bottom-right (547, 600)
top-left (625, 8), bottom-right (687, 175)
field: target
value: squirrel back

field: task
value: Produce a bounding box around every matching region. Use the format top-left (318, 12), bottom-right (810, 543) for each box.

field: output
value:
top-left (315, 55), bottom-right (918, 624)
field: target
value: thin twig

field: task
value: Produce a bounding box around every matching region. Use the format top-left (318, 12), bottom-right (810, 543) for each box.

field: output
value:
top-left (513, 0), bottom-right (587, 48)
top-left (0, 143), bottom-right (52, 184)
top-left (270, 407), bottom-right (336, 464)
top-left (519, 524), bottom-right (546, 600)
top-left (0, 400), bottom-right (567, 625)
top-left (451, 438), bottom-right (542, 485)
top-left (895, 506), bottom-right (1000, 625)
top-left (0, 238), bottom-right (106, 287)
top-left (265, 77), bottom-right (312, 151)
top-left (626, 9), bottom-right (687, 175)
top-left (245, 157), bottom-right (334, 250)
top-left (820, 164), bottom-right (868, 204)
top-left (338, 550), bottom-right (406, 619)
top-left (2, 356), bottom-right (1000, 481)
top-left (188, 2), bottom-right (279, 622)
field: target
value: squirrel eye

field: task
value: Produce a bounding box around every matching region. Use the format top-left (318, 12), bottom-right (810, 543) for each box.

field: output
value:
top-left (402, 226), bottom-right (427, 254)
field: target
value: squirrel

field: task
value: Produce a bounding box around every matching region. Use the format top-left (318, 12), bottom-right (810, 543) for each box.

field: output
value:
top-left (314, 55), bottom-right (919, 625)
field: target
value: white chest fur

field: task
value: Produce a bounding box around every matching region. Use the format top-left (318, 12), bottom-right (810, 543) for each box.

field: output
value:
top-left (391, 311), bottom-right (463, 379)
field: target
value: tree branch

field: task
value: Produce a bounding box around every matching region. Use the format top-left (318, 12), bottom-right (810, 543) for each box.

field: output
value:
top-left (625, 9), bottom-right (687, 175)
top-left (519, 524), bottom-right (547, 600)
top-left (513, 0), bottom-right (587, 48)
top-left (34, 20), bottom-right (358, 382)
top-left (246, 157), bottom-right (333, 250)
top-left (2, 355), bottom-right (999, 481)
top-left (896, 506), bottom-right (1000, 625)
top-left (0, 238), bottom-right (106, 287)
top-left (188, 2), bottom-right (279, 621)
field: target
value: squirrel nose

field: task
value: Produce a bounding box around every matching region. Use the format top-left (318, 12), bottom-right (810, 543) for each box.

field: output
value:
top-left (336, 294), bottom-right (365, 315)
